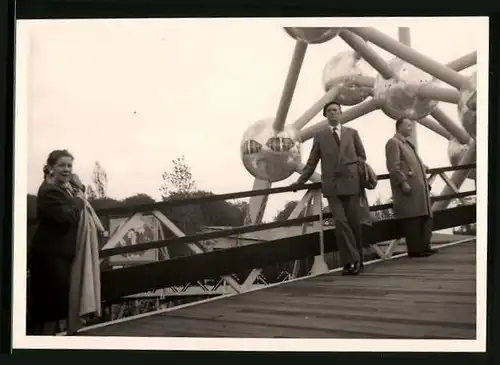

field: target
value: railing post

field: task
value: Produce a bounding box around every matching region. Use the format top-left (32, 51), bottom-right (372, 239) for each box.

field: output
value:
top-left (310, 189), bottom-right (329, 275)
top-left (290, 189), bottom-right (315, 279)
top-left (318, 194), bottom-right (325, 258)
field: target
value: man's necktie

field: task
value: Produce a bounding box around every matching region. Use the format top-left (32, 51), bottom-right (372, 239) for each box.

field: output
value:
top-left (332, 127), bottom-right (340, 145)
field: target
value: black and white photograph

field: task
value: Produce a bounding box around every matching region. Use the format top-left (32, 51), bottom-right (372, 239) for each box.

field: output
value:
top-left (12, 17), bottom-right (488, 351)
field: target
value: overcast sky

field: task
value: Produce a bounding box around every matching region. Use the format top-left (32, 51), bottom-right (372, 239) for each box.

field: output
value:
top-left (17, 18), bottom-right (485, 222)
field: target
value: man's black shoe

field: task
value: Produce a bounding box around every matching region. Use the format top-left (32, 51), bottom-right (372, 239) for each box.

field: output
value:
top-left (425, 248), bottom-right (438, 255)
top-left (408, 251), bottom-right (432, 258)
top-left (341, 264), bottom-right (352, 275)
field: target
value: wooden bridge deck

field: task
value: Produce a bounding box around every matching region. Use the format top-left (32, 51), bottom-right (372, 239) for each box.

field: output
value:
top-left (79, 240), bottom-right (476, 339)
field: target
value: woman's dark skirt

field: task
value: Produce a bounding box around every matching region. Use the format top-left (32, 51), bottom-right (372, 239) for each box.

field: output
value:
top-left (27, 251), bottom-right (73, 329)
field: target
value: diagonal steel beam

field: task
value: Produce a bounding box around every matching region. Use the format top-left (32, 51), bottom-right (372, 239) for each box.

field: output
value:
top-left (347, 27), bottom-right (468, 89)
top-left (339, 29), bottom-right (394, 79)
top-left (273, 40), bottom-right (308, 132)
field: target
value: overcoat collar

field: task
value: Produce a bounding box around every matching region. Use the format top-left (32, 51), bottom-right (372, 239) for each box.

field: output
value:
top-left (394, 133), bottom-right (416, 149)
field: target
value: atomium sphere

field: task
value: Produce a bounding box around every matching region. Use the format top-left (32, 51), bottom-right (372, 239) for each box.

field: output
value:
top-left (283, 27), bottom-right (339, 44)
top-left (322, 50), bottom-right (375, 106)
top-left (447, 139), bottom-right (476, 180)
top-left (458, 72), bottom-right (476, 139)
top-left (241, 118), bottom-right (302, 183)
top-left (374, 58), bottom-right (439, 120)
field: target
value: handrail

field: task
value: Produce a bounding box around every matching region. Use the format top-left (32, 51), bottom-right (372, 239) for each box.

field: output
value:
top-left (26, 163), bottom-right (476, 225)
top-left (100, 190), bottom-right (475, 258)
top-left (94, 163), bottom-right (476, 217)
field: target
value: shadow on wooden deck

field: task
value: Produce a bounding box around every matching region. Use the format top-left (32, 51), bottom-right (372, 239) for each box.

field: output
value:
top-left (79, 240), bottom-right (476, 339)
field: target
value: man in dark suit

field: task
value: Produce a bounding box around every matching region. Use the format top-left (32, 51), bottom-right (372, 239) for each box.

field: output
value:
top-left (385, 117), bottom-right (438, 258)
top-left (292, 101), bottom-right (367, 275)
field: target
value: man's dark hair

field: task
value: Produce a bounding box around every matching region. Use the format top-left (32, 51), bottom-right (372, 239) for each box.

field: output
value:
top-left (395, 117), bottom-right (410, 131)
top-left (323, 101), bottom-right (342, 117)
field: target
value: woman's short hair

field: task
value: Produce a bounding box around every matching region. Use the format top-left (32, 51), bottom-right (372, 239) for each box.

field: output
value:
top-left (43, 149), bottom-right (74, 177)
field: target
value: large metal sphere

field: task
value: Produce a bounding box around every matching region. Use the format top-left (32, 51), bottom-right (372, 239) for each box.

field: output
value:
top-left (374, 58), bottom-right (439, 120)
top-left (241, 119), bottom-right (302, 183)
top-left (458, 72), bottom-right (476, 139)
top-left (284, 27), bottom-right (339, 44)
top-left (322, 50), bottom-right (374, 106)
top-left (447, 139), bottom-right (476, 180)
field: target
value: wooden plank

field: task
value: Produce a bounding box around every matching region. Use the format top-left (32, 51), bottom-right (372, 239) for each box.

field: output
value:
top-left (168, 312), bottom-right (474, 339)
top-left (80, 316), bottom-right (380, 338)
top-left (160, 298), bottom-right (475, 327)
top-left (100, 205), bottom-right (476, 301)
top-left (232, 295), bottom-right (475, 312)
top-left (83, 308), bottom-right (475, 339)
top-left (277, 278), bottom-right (474, 292)
top-left (227, 303), bottom-right (475, 326)
top-left (162, 306), bottom-right (475, 337)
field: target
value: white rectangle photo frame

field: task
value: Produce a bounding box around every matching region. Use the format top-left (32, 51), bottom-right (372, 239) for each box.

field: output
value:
top-left (12, 16), bottom-right (489, 352)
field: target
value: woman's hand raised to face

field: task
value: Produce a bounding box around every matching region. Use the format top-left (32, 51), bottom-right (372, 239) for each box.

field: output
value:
top-left (74, 189), bottom-right (86, 200)
top-left (71, 173), bottom-right (84, 190)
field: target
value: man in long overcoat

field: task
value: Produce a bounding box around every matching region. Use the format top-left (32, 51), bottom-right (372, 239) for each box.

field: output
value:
top-left (293, 101), bottom-right (370, 275)
top-left (385, 117), bottom-right (438, 257)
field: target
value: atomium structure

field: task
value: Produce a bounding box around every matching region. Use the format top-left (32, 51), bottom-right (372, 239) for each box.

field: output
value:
top-left (240, 27), bottom-right (477, 225)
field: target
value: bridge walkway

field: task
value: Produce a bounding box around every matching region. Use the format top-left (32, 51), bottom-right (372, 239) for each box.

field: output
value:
top-left (79, 239), bottom-right (476, 339)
